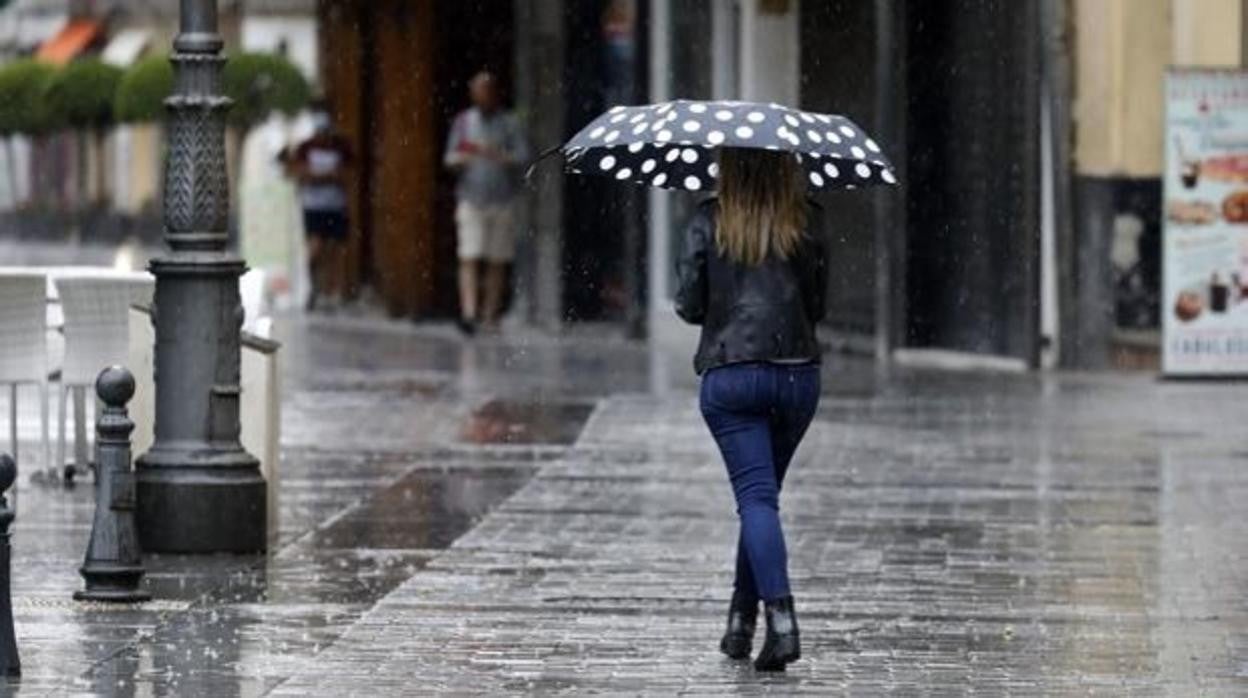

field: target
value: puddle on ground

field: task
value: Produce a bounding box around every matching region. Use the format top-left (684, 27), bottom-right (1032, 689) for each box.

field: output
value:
top-left (459, 400), bottom-right (595, 445)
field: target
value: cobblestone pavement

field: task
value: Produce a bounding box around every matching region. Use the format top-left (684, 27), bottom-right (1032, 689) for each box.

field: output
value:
top-left (272, 372), bottom-right (1247, 696)
top-left (2, 312), bottom-right (1246, 695)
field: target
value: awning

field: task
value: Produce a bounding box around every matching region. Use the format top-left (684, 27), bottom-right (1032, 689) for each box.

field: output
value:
top-left (101, 28), bottom-right (150, 67)
top-left (36, 18), bottom-right (102, 65)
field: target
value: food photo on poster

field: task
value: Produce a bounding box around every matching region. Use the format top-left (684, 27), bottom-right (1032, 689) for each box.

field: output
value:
top-left (1163, 70), bottom-right (1248, 375)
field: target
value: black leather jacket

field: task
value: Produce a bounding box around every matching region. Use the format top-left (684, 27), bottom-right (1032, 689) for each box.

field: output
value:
top-left (675, 199), bottom-right (827, 374)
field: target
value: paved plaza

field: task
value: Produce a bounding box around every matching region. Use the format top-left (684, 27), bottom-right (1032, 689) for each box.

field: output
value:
top-left (1, 314), bottom-right (1245, 695)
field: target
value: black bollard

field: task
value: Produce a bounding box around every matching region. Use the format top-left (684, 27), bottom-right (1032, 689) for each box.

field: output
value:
top-left (0, 453), bottom-right (19, 676)
top-left (75, 367), bottom-right (150, 603)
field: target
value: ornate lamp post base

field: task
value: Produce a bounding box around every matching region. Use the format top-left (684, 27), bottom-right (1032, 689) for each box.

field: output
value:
top-left (137, 1), bottom-right (267, 553)
top-left (136, 463), bottom-right (265, 553)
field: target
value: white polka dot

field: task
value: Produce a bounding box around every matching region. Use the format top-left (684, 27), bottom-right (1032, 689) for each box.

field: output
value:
top-left (809, 172), bottom-right (824, 187)
top-left (630, 112), bottom-right (646, 123)
top-left (684, 175), bottom-right (702, 190)
top-left (641, 159), bottom-right (657, 173)
top-left (632, 122), bottom-right (649, 135)
top-left (747, 111), bottom-right (765, 123)
top-left (683, 120), bottom-right (701, 133)
top-left (590, 126), bottom-right (606, 139)
top-left (815, 114), bottom-right (833, 124)
top-left (681, 148), bottom-right (699, 164)
top-left (881, 169), bottom-right (896, 184)
top-left (715, 110), bottom-right (733, 122)
top-left (665, 111), bottom-right (679, 122)
top-left (826, 132), bottom-right (842, 144)
top-left (855, 163), bottom-right (871, 178)
top-left (776, 127), bottom-right (791, 140)
top-left (840, 125), bottom-right (856, 138)
top-left (799, 112), bottom-right (816, 123)
top-left (616, 168), bottom-right (632, 180)
top-left (609, 105), bottom-right (626, 113)
top-left (851, 146), bottom-right (866, 159)
top-left (806, 130), bottom-right (823, 143)
top-left (866, 138), bottom-right (881, 153)
top-left (656, 104), bottom-right (672, 114)
top-left (598, 155), bottom-right (616, 171)
top-left (708, 163), bottom-right (719, 178)
top-left (628, 141), bottom-right (645, 153)
top-left (610, 112), bottom-right (628, 123)
top-left (665, 148), bottom-right (681, 162)
top-left (823, 163), bottom-right (839, 178)
top-left (764, 144), bottom-right (781, 151)
top-left (845, 184), bottom-right (857, 190)
top-left (689, 103), bottom-right (707, 113)
top-left (707, 130), bottom-right (725, 145)
top-left (786, 132), bottom-right (801, 146)
top-left (604, 130), bottom-right (620, 143)
top-left (657, 130), bottom-right (673, 142)
top-left (653, 173), bottom-right (668, 186)
top-left (784, 115), bottom-right (800, 127)
top-left (735, 125), bottom-right (754, 139)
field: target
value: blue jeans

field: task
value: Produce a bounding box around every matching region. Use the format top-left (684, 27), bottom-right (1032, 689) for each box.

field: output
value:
top-left (699, 361), bottom-right (820, 602)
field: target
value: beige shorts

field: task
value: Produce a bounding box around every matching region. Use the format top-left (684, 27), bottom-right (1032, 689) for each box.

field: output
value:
top-left (455, 202), bottom-right (515, 262)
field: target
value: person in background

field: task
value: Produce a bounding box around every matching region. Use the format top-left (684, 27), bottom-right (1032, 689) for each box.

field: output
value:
top-left (444, 71), bottom-right (529, 335)
top-left (284, 99), bottom-right (353, 311)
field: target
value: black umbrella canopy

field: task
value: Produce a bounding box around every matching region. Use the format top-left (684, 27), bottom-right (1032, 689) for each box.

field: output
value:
top-left (562, 99), bottom-right (897, 192)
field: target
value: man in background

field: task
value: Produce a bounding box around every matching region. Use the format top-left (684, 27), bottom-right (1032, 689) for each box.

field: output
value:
top-left (444, 71), bottom-right (528, 335)
top-left (284, 100), bottom-right (353, 312)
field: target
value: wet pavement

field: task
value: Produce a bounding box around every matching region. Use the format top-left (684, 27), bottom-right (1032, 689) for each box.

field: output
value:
top-left (1, 313), bottom-right (1246, 695)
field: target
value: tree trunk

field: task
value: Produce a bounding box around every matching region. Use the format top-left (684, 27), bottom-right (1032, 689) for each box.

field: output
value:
top-left (4, 137), bottom-right (18, 209)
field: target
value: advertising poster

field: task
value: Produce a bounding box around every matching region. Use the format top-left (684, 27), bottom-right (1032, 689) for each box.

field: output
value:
top-left (1163, 69), bottom-right (1248, 376)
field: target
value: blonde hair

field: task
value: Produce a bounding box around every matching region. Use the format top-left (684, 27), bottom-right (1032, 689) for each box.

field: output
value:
top-left (715, 148), bottom-right (808, 265)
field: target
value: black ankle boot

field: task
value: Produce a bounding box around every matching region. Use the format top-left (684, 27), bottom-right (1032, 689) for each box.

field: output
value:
top-left (719, 589), bottom-right (758, 659)
top-left (754, 596), bottom-right (800, 671)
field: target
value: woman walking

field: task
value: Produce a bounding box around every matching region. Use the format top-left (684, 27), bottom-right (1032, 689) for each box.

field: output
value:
top-left (675, 147), bottom-right (826, 672)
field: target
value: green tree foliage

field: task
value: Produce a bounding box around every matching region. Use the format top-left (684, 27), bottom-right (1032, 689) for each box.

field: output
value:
top-left (45, 59), bottom-right (125, 131)
top-left (222, 52), bottom-right (311, 129)
top-left (0, 59), bottom-right (58, 135)
top-left (114, 55), bottom-right (174, 124)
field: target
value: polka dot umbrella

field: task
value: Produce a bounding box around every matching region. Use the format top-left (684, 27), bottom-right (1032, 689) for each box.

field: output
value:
top-left (553, 99), bottom-right (897, 192)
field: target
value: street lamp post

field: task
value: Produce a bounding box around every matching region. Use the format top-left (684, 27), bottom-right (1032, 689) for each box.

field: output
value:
top-left (135, 0), bottom-right (266, 553)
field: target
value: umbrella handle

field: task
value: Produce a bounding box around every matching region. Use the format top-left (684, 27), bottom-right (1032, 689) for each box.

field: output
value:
top-left (523, 144), bottom-right (565, 187)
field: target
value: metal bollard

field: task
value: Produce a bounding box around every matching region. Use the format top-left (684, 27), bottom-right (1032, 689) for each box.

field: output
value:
top-left (0, 453), bottom-right (19, 676)
top-left (75, 367), bottom-right (150, 603)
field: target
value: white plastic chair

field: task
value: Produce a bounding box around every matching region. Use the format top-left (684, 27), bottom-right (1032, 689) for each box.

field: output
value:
top-left (55, 275), bottom-right (154, 480)
top-left (0, 272), bottom-right (50, 474)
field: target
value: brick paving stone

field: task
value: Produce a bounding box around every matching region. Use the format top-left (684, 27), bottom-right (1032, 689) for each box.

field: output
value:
top-left (271, 374), bottom-right (1248, 696)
